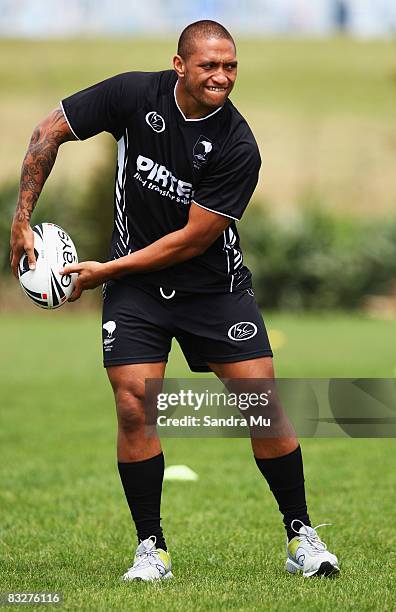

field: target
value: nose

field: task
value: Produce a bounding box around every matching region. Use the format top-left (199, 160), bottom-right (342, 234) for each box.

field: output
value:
top-left (212, 69), bottom-right (229, 86)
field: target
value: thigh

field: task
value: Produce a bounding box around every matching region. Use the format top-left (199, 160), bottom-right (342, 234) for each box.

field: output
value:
top-left (107, 362), bottom-right (167, 396)
top-left (176, 288), bottom-right (273, 372)
top-left (208, 356), bottom-right (275, 379)
top-left (102, 281), bottom-right (173, 368)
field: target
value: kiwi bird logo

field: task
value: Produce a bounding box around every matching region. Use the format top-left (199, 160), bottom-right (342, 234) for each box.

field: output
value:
top-left (103, 320), bottom-right (116, 338)
top-left (193, 136), bottom-right (213, 168)
top-left (199, 141), bottom-right (212, 156)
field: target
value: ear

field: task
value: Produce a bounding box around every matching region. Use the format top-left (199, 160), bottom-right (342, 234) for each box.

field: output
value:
top-left (173, 54), bottom-right (185, 78)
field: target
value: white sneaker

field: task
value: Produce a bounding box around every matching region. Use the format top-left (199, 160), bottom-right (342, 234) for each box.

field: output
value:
top-left (285, 520), bottom-right (340, 578)
top-left (122, 536), bottom-right (173, 581)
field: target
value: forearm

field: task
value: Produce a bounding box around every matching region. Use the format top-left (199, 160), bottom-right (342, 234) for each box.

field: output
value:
top-left (61, 204), bottom-right (231, 301)
top-left (14, 109), bottom-right (68, 223)
top-left (103, 228), bottom-right (204, 279)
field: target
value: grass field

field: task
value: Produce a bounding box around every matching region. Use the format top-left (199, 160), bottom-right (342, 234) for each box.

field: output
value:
top-left (1, 312), bottom-right (395, 611)
top-left (1, 37), bottom-right (396, 214)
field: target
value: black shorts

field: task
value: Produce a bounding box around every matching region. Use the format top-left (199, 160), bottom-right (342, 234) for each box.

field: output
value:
top-left (102, 281), bottom-right (273, 372)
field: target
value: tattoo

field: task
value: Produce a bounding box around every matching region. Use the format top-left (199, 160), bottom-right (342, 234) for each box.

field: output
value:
top-left (15, 108), bottom-right (75, 222)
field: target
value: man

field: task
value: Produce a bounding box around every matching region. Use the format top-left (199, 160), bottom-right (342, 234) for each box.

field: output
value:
top-left (10, 20), bottom-right (339, 581)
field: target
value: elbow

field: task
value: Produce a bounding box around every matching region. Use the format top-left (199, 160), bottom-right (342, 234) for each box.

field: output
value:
top-left (180, 227), bottom-right (216, 257)
top-left (191, 243), bottom-right (208, 257)
top-left (186, 238), bottom-right (210, 257)
top-left (29, 119), bottom-right (52, 149)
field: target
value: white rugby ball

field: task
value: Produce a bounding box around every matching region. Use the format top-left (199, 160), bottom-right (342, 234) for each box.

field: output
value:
top-left (18, 222), bottom-right (78, 309)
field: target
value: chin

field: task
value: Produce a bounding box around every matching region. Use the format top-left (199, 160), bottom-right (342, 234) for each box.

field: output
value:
top-left (202, 93), bottom-right (229, 109)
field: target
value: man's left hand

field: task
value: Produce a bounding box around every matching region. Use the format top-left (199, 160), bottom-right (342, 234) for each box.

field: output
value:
top-left (60, 261), bottom-right (108, 302)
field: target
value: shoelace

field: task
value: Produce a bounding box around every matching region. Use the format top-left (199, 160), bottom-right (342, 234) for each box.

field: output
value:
top-left (291, 519), bottom-right (332, 554)
top-left (129, 536), bottom-right (162, 571)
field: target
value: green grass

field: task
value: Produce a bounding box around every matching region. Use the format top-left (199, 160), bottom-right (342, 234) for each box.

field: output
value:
top-left (1, 38), bottom-right (395, 116)
top-left (1, 312), bottom-right (395, 610)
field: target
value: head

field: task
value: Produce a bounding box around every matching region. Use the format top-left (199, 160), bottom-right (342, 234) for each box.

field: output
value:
top-left (173, 20), bottom-right (237, 113)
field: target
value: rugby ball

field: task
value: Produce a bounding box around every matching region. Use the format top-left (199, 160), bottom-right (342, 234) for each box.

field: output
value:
top-left (18, 223), bottom-right (78, 309)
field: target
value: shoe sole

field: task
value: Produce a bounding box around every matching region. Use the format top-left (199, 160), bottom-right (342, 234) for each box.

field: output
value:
top-left (124, 570), bottom-right (174, 582)
top-left (286, 559), bottom-right (339, 578)
top-left (314, 562), bottom-right (339, 578)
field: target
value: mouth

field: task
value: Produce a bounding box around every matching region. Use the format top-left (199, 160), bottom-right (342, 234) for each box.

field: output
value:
top-left (205, 86), bottom-right (228, 93)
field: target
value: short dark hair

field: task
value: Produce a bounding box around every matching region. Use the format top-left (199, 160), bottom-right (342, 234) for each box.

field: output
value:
top-left (177, 20), bottom-right (235, 59)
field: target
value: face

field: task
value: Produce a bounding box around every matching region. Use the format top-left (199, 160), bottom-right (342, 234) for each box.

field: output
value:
top-left (174, 37), bottom-right (238, 112)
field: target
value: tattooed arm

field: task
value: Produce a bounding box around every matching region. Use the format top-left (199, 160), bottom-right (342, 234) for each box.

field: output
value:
top-left (10, 108), bottom-right (77, 278)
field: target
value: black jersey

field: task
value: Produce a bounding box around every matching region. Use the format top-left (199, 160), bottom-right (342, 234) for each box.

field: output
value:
top-left (61, 70), bottom-right (261, 293)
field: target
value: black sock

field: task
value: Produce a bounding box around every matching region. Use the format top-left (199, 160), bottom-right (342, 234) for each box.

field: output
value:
top-left (255, 445), bottom-right (311, 541)
top-left (118, 452), bottom-right (167, 551)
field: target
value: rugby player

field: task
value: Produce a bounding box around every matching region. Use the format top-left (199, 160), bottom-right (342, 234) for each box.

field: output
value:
top-left (10, 20), bottom-right (339, 580)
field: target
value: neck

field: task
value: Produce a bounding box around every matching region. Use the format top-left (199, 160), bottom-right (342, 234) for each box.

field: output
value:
top-left (175, 80), bottom-right (220, 120)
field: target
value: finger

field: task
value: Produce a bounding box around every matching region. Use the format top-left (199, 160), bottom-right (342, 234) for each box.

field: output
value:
top-left (60, 264), bottom-right (82, 275)
top-left (10, 245), bottom-right (24, 278)
top-left (68, 285), bottom-right (83, 303)
top-left (11, 255), bottom-right (19, 279)
top-left (25, 244), bottom-right (36, 271)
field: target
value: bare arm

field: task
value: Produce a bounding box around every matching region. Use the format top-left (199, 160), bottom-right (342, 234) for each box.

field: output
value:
top-left (106, 203), bottom-right (231, 275)
top-left (10, 107), bottom-right (76, 277)
top-left (62, 203), bottom-right (232, 301)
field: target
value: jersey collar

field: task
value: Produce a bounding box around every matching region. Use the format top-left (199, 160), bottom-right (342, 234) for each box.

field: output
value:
top-left (173, 82), bottom-right (224, 122)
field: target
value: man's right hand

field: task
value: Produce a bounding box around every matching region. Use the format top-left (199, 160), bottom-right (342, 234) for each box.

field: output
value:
top-left (10, 220), bottom-right (35, 279)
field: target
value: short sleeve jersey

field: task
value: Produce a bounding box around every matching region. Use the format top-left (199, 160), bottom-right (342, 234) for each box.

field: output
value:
top-left (61, 70), bottom-right (261, 293)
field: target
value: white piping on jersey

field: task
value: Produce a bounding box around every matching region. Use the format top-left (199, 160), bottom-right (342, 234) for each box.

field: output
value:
top-left (174, 83), bottom-right (224, 122)
top-left (223, 228), bottom-right (234, 292)
top-left (59, 100), bottom-right (80, 141)
top-left (222, 226), bottom-right (244, 292)
top-left (115, 225), bottom-right (127, 249)
top-left (115, 244), bottom-right (123, 257)
top-left (223, 229), bottom-right (230, 274)
top-left (193, 200), bottom-right (239, 222)
top-left (114, 130), bottom-right (131, 257)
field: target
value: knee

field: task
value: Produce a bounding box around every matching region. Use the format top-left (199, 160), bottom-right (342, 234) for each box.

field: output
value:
top-left (115, 387), bottom-right (146, 434)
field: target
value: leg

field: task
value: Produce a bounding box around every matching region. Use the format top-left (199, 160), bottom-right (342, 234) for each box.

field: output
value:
top-left (107, 362), bottom-right (168, 550)
top-left (102, 282), bottom-right (173, 580)
top-left (208, 356), bottom-right (298, 458)
top-left (177, 287), bottom-right (338, 576)
top-left (107, 362), bottom-right (165, 462)
top-left (208, 356), bottom-right (310, 541)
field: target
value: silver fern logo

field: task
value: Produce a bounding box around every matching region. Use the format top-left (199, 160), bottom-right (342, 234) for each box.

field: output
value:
top-left (228, 322), bottom-right (257, 341)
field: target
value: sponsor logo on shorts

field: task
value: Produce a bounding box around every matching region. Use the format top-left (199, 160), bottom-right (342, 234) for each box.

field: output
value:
top-left (103, 320), bottom-right (117, 351)
top-left (145, 111), bottom-right (166, 133)
top-left (228, 321), bottom-right (258, 342)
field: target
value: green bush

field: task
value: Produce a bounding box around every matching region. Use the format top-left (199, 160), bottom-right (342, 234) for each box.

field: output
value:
top-left (0, 183), bottom-right (19, 274)
top-left (240, 204), bottom-right (396, 309)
